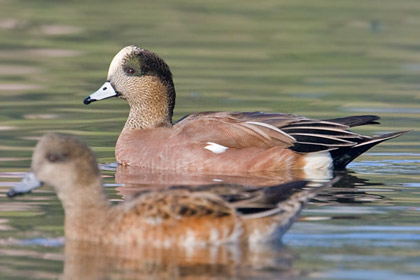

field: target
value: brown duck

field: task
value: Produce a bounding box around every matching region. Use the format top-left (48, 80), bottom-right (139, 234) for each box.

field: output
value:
top-left (84, 46), bottom-right (407, 173)
top-left (7, 133), bottom-right (336, 247)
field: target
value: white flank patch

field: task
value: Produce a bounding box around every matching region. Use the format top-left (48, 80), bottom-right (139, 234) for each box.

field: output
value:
top-left (204, 142), bottom-right (228, 154)
top-left (304, 151), bottom-right (332, 169)
top-left (303, 152), bottom-right (333, 180)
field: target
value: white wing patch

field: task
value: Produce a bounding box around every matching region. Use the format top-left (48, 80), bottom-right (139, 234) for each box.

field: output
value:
top-left (204, 142), bottom-right (229, 154)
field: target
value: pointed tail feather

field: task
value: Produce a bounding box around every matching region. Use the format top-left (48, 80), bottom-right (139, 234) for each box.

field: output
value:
top-left (323, 115), bottom-right (380, 127)
top-left (330, 130), bottom-right (409, 169)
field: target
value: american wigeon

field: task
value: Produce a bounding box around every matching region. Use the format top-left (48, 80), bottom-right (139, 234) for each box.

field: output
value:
top-left (7, 133), bottom-right (336, 247)
top-left (84, 46), bottom-right (407, 172)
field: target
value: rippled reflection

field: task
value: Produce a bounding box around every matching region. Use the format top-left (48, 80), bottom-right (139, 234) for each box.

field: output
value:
top-left (114, 163), bottom-right (319, 195)
top-left (63, 240), bottom-right (296, 279)
top-left (0, 0), bottom-right (419, 278)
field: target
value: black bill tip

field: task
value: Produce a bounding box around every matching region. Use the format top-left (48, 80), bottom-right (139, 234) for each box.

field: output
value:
top-left (7, 189), bottom-right (19, 198)
top-left (7, 188), bottom-right (33, 198)
top-left (83, 96), bottom-right (92, 105)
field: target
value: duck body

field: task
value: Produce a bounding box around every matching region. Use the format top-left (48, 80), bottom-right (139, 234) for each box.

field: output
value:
top-left (116, 112), bottom-right (302, 172)
top-left (84, 46), bottom-right (407, 172)
top-left (7, 133), bottom-right (329, 247)
top-left (63, 189), bottom-right (243, 247)
top-left (115, 110), bottom-right (406, 172)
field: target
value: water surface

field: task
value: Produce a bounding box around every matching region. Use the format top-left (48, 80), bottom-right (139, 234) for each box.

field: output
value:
top-left (0, 0), bottom-right (419, 279)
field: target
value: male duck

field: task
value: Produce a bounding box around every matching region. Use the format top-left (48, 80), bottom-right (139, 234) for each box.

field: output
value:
top-left (84, 46), bottom-right (407, 172)
top-left (7, 133), bottom-right (335, 247)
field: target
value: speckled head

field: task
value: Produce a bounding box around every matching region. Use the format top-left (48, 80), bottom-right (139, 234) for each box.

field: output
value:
top-left (107, 45), bottom-right (143, 80)
top-left (85, 45), bottom-right (176, 128)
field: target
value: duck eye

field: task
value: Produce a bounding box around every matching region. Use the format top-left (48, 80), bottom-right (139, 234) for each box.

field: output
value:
top-left (46, 153), bottom-right (68, 162)
top-left (124, 67), bottom-right (136, 75)
top-left (47, 154), bottom-right (59, 162)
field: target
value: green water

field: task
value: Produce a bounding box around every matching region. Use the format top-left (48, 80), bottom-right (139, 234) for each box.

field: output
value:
top-left (0, 0), bottom-right (419, 279)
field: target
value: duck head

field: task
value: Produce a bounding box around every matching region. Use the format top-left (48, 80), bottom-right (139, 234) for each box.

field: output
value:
top-left (7, 133), bottom-right (102, 204)
top-left (84, 46), bottom-right (176, 129)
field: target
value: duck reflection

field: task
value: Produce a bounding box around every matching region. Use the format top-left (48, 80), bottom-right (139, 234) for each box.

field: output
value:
top-left (311, 171), bottom-right (387, 205)
top-left (63, 240), bottom-right (297, 279)
top-left (114, 163), bottom-right (332, 195)
top-left (113, 163), bottom-right (388, 206)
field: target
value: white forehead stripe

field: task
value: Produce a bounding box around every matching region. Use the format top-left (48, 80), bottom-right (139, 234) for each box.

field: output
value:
top-left (204, 142), bottom-right (228, 154)
top-left (107, 46), bottom-right (140, 78)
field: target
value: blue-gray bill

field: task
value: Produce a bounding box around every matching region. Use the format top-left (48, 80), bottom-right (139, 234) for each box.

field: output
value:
top-left (7, 172), bottom-right (43, 197)
top-left (83, 81), bottom-right (119, 105)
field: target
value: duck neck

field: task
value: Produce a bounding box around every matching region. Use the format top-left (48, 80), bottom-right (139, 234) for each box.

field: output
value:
top-left (58, 177), bottom-right (109, 220)
top-left (61, 178), bottom-right (110, 240)
top-left (124, 104), bottom-right (172, 130)
top-left (124, 76), bottom-right (175, 130)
